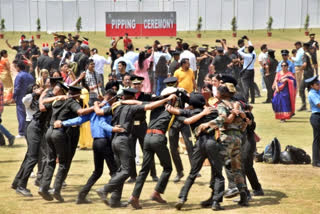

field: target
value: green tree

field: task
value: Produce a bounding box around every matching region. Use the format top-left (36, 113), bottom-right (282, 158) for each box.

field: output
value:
top-left (76, 17), bottom-right (82, 33)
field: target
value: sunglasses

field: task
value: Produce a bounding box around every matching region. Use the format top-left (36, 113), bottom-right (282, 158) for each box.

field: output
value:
top-left (281, 65), bottom-right (288, 67)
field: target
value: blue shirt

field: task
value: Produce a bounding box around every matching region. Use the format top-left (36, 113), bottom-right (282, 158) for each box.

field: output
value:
top-left (308, 89), bottom-right (320, 113)
top-left (276, 60), bottom-right (295, 73)
top-left (124, 51), bottom-right (139, 65)
top-left (62, 102), bottom-right (113, 139)
top-left (13, 71), bottom-right (34, 103)
top-left (291, 47), bottom-right (304, 66)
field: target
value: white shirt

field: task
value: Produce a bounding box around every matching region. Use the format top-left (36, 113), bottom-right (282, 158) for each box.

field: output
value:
top-left (60, 49), bottom-right (75, 66)
top-left (258, 52), bottom-right (268, 68)
top-left (180, 50), bottom-right (197, 72)
top-left (91, 54), bottom-right (111, 75)
top-left (22, 94), bottom-right (37, 122)
top-left (124, 51), bottom-right (139, 65)
top-left (237, 41), bottom-right (256, 70)
top-left (153, 51), bottom-right (172, 70)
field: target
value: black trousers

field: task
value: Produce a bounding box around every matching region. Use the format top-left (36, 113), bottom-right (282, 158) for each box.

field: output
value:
top-left (79, 138), bottom-right (118, 197)
top-left (241, 131), bottom-right (262, 191)
top-left (132, 133), bottom-right (172, 198)
top-left (241, 69), bottom-right (255, 103)
top-left (169, 125), bottom-right (193, 173)
top-left (65, 127), bottom-right (80, 177)
top-left (264, 73), bottom-right (276, 102)
top-left (310, 113), bottom-right (320, 163)
top-left (17, 120), bottom-right (44, 188)
top-left (40, 127), bottom-right (70, 193)
top-left (130, 122), bottom-right (157, 179)
top-left (24, 121), bottom-right (31, 141)
top-left (178, 135), bottom-right (224, 202)
top-left (36, 130), bottom-right (48, 185)
top-left (103, 135), bottom-right (134, 202)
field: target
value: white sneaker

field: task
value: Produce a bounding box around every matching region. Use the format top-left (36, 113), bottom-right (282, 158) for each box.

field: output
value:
top-left (262, 89), bottom-right (267, 92)
top-left (15, 135), bottom-right (25, 139)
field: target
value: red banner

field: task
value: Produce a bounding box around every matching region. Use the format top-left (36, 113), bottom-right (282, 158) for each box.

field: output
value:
top-left (105, 12), bottom-right (176, 37)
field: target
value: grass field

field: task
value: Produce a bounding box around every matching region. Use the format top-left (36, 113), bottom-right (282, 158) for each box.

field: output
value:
top-left (1, 29), bottom-right (320, 214)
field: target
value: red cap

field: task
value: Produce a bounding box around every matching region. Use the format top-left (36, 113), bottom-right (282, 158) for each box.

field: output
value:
top-left (83, 40), bottom-right (89, 45)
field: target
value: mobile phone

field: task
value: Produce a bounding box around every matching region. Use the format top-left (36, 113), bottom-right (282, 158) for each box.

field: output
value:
top-left (216, 39), bottom-right (221, 43)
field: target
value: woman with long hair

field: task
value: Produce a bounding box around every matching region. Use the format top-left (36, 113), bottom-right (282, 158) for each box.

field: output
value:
top-left (272, 61), bottom-right (297, 122)
top-left (0, 50), bottom-right (14, 104)
top-left (36, 69), bottom-right (50, 89)
top-left (155, 56), bottom-right (168, 96)
top-left (134, 50), bottom-right (153, 93)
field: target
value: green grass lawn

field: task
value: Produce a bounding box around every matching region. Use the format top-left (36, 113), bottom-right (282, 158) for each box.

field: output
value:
top-left (1, 29), bottom-right (320, 213)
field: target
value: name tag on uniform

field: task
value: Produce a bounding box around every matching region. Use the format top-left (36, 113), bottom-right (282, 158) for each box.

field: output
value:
top-left (134, 121), bottom-right (140, 126)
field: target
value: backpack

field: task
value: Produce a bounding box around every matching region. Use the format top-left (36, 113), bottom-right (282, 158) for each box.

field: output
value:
top-left (285, 145), bottom-right (311, 164)
top-left (263, 137), bottom-right (281, 164)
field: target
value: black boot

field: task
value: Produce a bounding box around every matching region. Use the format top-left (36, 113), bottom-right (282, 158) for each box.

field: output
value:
top-left (76, 192), bottom-right (92, 204)
top-left (238, 191), bottom-right (249, 206)
top-left (175, 198), bottom-right (186, 210)
top-left (212, 201), bottom-right (224, 211)
top-left (200, 192), bottom-right (214, 208)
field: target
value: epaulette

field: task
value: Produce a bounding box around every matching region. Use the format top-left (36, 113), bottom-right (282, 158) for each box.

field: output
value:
top-left (208, 97), bottom-right (220, 107)
top-left (112, 102), bottom-right (121, 114)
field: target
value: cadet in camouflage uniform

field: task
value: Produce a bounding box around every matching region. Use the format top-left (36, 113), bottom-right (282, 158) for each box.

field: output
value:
top-left (198, 83), bottom-right (249, 207)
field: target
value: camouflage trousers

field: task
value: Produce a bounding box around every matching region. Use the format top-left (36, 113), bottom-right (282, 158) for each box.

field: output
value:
top-left (220, 130), bottom-right (246, 189)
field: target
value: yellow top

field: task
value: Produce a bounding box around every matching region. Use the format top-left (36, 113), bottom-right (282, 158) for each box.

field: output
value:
top-left (174, 67), bottom-right (194, 93)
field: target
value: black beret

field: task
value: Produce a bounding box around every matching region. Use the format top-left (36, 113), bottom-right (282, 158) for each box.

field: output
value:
top-left (221, 74), bottom-right (237, 87)
top-left (163, 77), bottom-right (178, 84)
top-left (123, 88), bottom-right (138, 96)
top-left (189, 93), bottom-right (205, 108)
top-left (130, 75), bottom-right (144, 84)
top-left (281, 49), bottom-right (289, 55)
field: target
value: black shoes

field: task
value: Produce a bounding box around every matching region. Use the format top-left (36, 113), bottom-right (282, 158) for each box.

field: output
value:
top-left (127, 177), bottom-right (136, 183)
top-left (253, 188), bottom-right (265, 196)
top-left (8, 136), bottom-right (15, 146)
top-left (16, 187), bottom-right (33, 197)
top-left (298, 105), bottom-right (307, 111)
top-left (212, 201), bottom-right (224, 211)
top-left (38, 188), bottom-right (54, 201)
top-left (52, 191), bottom-right (64, 202)
top-left (200, 192), bottom-right (214, 208)
top-left (224, 187), bottom-right (239, 198)
top-left (173, 172), bottom-right (184, 183)
top-left (109, 201), bottom-right (128, 208)
top-left (175, 198), bottom-right (186, 210)
top-left (238, 191), bottom-right (249, 206)
top-left (76, 194), bottom-right (92, 204)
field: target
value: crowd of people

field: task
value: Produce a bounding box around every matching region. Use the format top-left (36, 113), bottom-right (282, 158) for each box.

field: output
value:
top-left (0, 31), bottom-right (320, 211)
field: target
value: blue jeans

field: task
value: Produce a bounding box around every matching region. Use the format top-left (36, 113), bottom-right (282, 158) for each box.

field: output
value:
top-left (0, 123), bottom-right (14, 140)
top-left (260, 68), bottom-right (266, 89)
top-left (156, 77), bottom-right (166, 96)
